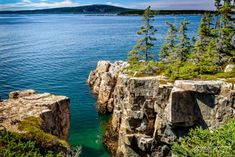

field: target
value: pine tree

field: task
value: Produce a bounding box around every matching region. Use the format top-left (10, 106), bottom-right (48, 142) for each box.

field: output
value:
top-left (159, 22), bottom-right (178, 62)
top-left (128, 6), bottom-right (157, 62)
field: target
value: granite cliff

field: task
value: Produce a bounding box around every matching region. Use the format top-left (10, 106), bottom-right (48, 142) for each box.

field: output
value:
top-left (88, 61), bottom-right (235, 157)
top-left (0, 89), bottom-right (70, 142)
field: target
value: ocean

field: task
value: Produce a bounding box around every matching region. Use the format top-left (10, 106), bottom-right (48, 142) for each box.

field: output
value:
top-left (0, 14), bottom-right (201, 157)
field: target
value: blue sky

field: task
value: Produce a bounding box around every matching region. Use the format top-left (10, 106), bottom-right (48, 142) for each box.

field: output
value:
top-left (0, 0), bottom-right (215, 11)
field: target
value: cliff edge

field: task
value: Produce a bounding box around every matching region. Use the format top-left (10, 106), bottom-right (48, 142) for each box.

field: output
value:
top-left (88, 61), bottom-right (235, 157)
top-left (0, 89), bottom-right (70, 142)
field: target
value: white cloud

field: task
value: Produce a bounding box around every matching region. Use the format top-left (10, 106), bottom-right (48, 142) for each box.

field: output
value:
top-left (124, 0), bottom-right (215, 10)
top-left (105, 2), bottom-right (126, 8)
top-left (22, 0), bottom-right (32, 3)
top-left (0, 0), bottom-right (215, 11)
top-left (0, 0), bottom-right (80, 11)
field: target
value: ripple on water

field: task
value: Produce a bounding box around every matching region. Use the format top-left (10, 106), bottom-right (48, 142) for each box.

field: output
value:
top-left (0, 14), bottom-right (201, 157)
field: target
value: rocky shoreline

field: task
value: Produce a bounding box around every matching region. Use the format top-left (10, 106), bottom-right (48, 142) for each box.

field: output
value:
top-left (0, 90), bottom-right (70, 142)
top-left (88, 61), bottom-right (235, 157)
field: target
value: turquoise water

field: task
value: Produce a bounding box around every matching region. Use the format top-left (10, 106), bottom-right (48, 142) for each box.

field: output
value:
top-left (0, 14), bottom-right (201, 156)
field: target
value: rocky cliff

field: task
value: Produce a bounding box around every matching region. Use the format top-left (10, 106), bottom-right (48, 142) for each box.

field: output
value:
top-left (88, 61), bottom-right (235, 157)
top-left (0, 90), bottom-right (70, 141)
top-left (88, 61), bottom-right (128, 114)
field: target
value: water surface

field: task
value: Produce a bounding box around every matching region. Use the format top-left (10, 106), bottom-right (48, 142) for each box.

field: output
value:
top-left (0, 14), bottom-right (201, 157)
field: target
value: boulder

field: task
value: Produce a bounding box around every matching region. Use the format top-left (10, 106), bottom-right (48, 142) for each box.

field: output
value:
top-left (224, 64), bottom-right (235, 73)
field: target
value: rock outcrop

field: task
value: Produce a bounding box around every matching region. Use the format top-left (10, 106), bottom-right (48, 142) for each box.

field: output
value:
top-left (0, 90), bottom-right (70, 141)
top-left (88, 61), bottom-right (235, 157)
top-left (88, 61), bottom-right (128, 113)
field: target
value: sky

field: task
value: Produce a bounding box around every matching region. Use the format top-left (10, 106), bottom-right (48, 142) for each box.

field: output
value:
top-left (0, 0), bottom-right (216, 11)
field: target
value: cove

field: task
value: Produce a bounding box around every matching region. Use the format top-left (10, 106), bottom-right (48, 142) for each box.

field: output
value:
top-left (0, 14), bottom-right (201, 156)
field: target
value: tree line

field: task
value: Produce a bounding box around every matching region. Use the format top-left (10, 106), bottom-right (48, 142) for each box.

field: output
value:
top-left (128, 0), bottom-right (235, 80)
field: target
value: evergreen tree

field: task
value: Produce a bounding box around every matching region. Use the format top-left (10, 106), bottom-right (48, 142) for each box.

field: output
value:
top-left (159, 22), bottom-right (178, 62)
top-left (194, 13), bottom-right (214, 56)
top-left (176, 20), bottom-right (192, 61)
top-left (128, 6), bottom-right (157, 62)
top-left (217, 0), bottom-right (235, 62)
top-left (215, 0), bottom-right (222, 29)
top-left (220, 0), bottom-right (234, 27)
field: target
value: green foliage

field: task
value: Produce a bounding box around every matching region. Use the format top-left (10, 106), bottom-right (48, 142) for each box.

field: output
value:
top-left (199, 66), bottom-right (235, 80)
top-left (128, 6), bottom-right (157, 62)
top-left (0, 116), bottom-right (82, 157)
top-left (160, 22), bottom-right (178, 62)
top-left (127, 1), bottom-right (235, 81)
top-left (160, 20), bottom-right (193, 64)
top-left (125, 61), bottom-right (164, 77)
top-left (18, 117), bottom-right (69, 149)
top-left (172, 119), bottom-right (235, 157)
top-left (0, 129), bottom-right (64, 157)
top-left (176, 20), bottom-right (192, 61)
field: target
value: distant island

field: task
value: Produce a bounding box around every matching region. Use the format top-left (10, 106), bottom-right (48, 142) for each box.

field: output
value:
top-left (0, 4), bottom-right (215, 15)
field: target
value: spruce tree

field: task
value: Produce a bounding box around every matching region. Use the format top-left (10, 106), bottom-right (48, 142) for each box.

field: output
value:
top-left (176, 20), bottom-right (192, 61)
top-left (217, 0), bottom-right (235, 62)
top-left (128, 6), bottom-right (157, 62)
top-left (159, 22), bottom-right (178, 62)
top-left (220, 0), bottom-right (234, 27)
top-left (215, 0), bottom-right (222, 29)
top-left (194, 13), bottom-right (214, 56)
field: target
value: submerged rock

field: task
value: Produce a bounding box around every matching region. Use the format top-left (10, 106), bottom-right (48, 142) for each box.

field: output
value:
top-left (0, 89), bottom-right (70, 141)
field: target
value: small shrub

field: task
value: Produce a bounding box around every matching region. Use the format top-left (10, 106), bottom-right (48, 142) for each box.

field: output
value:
top-left (0, 129), bottom-right (63, 157)
top-left (172, 119), bottom-right (235, 157)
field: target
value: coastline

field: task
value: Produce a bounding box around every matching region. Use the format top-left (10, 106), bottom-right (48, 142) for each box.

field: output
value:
top-left (88, 60), bottom-right (235, 157)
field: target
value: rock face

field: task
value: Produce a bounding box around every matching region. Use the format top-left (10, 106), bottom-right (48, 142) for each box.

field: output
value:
top-left (0, 90), bottom-right (70, 141)
top-left (88, 61), bottom-right (128, 113)
top-left (88, 61), bottom-right (235, 157)
top-left (108, 77), bottom-right (234, 157)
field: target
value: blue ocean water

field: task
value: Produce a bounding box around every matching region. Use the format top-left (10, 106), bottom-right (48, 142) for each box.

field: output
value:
top-left (0, 14), bottom-right (201, 157)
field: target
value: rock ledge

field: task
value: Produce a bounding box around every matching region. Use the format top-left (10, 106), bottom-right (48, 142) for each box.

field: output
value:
top-left (0, 89), bottom-right (70, 141)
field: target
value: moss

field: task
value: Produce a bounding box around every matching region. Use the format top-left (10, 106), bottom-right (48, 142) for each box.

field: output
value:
top-left (159, 79), bottom-right (171, 84)
top-left (18, 116), bottom-right (69, 149)
top-left (225, 78), bottom-right (235, 84)
top-left (126, 59), bottom-right (235, 82)
top-left (199, 69), bottom-right (235, 80)
top-left (125, 61), bottom-right (164, 77)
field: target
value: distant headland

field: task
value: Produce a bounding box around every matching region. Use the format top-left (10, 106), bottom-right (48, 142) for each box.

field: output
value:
top-left (0, 4), bottom-right (215, 15)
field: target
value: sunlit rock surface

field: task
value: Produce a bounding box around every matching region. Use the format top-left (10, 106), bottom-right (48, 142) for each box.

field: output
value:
top-left (0, 90), bottom-right (70, 141)
top-left (89, 61), bottom-right (235, 157)
top-left (88, 61), bottom-right (128, 113)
